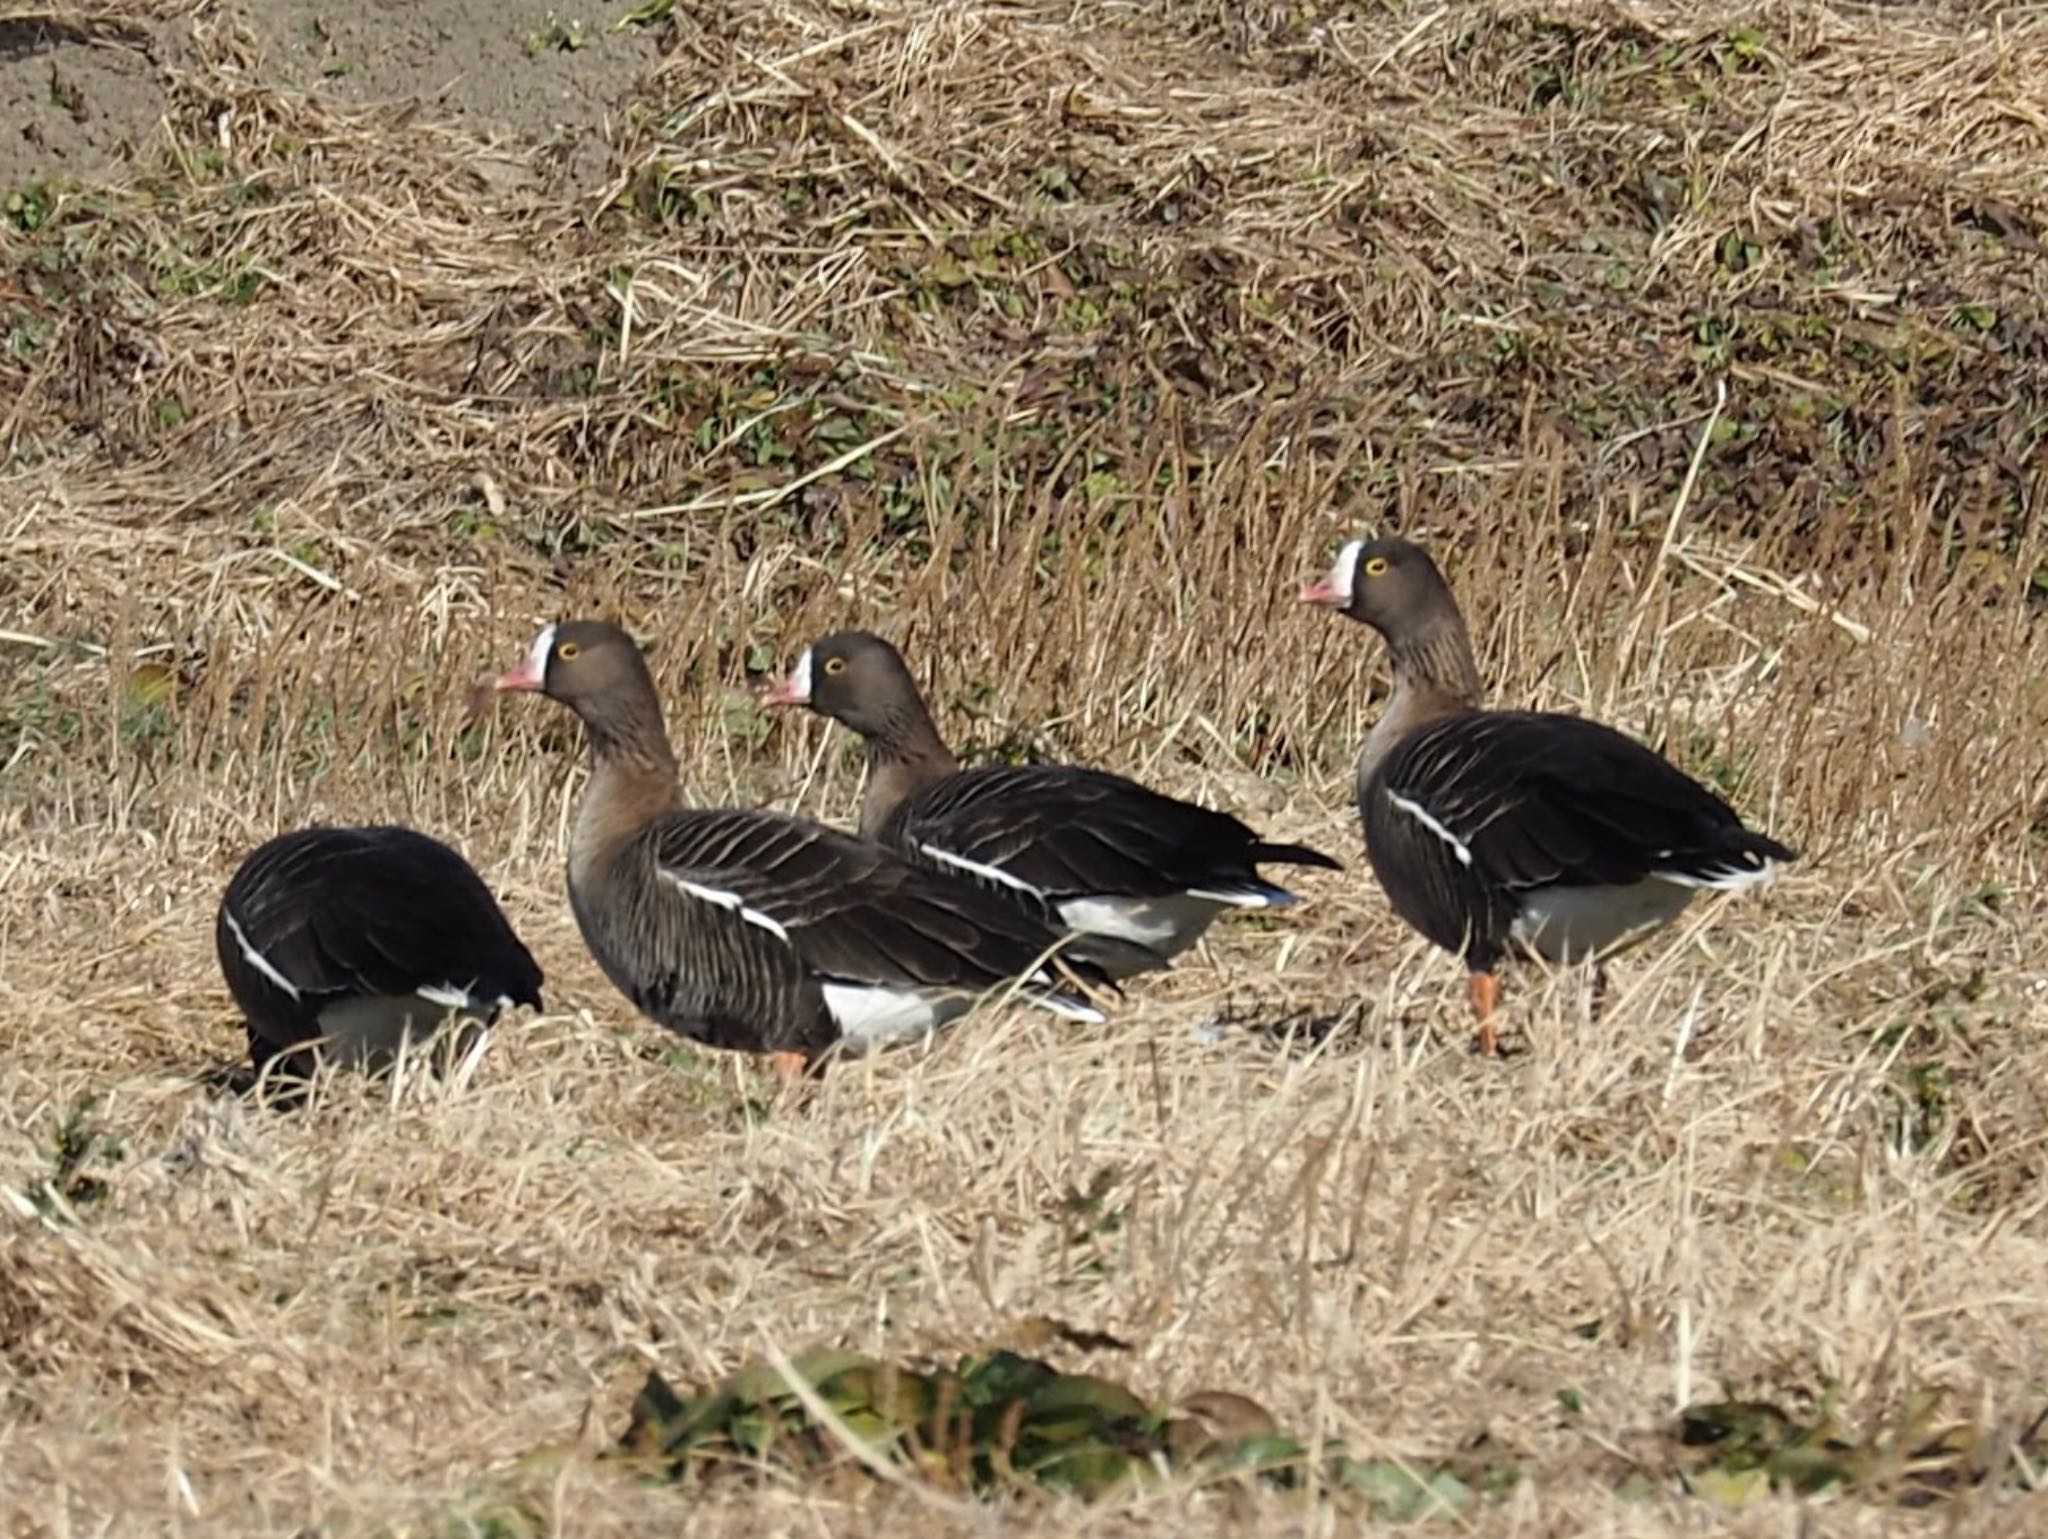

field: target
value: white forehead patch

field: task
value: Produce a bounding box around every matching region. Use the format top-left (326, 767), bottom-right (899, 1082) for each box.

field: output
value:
top-left (786, 646), bottom-right (814, 703)
top-left (526, 623), bottom-right (558, 681)
top-left (1327, 539), bottom-right (1365, 603)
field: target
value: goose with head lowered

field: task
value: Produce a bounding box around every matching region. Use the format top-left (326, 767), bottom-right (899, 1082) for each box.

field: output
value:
top-left (494, 621), bottom-right (1106, 1081)
top-left (761, 630), bottom-right (1342, 981)
top-left (1300, 535), bottom-right (1798, 1055)
top-left (216, 825), bottom-right (544, 1087)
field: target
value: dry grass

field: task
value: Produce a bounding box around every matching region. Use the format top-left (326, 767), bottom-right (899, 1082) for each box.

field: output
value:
top-left (4, 0), bottom-right (2048, 1532)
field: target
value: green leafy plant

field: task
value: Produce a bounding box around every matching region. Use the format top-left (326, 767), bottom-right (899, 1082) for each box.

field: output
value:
top-left (1674, 1391), bottom-right (2005, 1507)
top-left (5, 182), bottom-right (56, 233)
top-left (527, 17), bottom-right (589, 54)
top-left (35, 1097), bottom-right (120, 1217)
top-left (616, 0), bottom-right (674, 27)
top-left (615, 1345), bottom-right (1484, 1516)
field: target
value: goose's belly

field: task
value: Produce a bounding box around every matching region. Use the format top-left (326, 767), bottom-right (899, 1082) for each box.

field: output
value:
top-left (1054, 893), bottom-right (1228, 971)
top-left (1509, 879), bottom-right (1698, 963)
top-left (821, 983), bottom-right (963, 1054)
top-left (313, 994), bottom-right (488, 1067)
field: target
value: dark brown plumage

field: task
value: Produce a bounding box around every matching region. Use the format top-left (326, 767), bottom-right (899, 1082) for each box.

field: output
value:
top-left (763, 629), bottom-right (1342, 980)
top-left (1301, 535), bottom-right (1798, 1053)
top-left (495, 621), bottom-right (1105, 1080)
top-left (215, 826), bottom-right (543, 1086)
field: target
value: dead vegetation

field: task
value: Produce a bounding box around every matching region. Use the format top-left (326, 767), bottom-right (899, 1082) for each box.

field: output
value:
top-left (3, 0), bottom-right (2048, 1533)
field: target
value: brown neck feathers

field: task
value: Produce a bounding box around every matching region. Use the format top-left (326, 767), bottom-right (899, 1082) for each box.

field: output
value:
top-left (569, 686), bottom-right (683, 882)
top-left (858, 699), bottom-right (959, 839)
top-left (1360, 612), bottom-right (1486, 782)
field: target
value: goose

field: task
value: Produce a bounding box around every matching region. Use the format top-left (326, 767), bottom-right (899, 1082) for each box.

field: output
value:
top-left (215, 825), bottom-right (544, 1085)
top-left (760, 630), bottom-right (1342, 980)
top-left (493, 620), bottom-right (1105, 1080)
top-left (1300, 535), bottom-right (1798, 1054)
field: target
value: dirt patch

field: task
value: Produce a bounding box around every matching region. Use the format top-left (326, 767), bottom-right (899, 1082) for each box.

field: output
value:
top-left (238, 0), bottom-right (660, 192)
top-left (1, 2), bottom-right (659, 196)
top-left (0, 18), bottom-right (181, 189)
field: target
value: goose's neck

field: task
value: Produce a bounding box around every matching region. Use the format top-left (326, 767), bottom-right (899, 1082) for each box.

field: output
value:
top-left (1360, 616), bottom-right (1485, 781)
top-left (858, 702), bottom-right (959, 839)
top-left (571, 695), bottom-right (683, 884)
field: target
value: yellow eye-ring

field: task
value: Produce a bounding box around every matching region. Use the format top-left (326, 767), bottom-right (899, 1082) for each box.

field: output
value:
top-left (1363, 556), bottom-right (1390, 577)
top-left (557, 641), bottom-right (582, 661)
top-left (823, 656), bottom-right (848, 675)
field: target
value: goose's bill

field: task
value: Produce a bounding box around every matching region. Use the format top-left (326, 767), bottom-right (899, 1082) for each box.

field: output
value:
top-left (1299, 575), bottom-right (1346, 605)
top-left (495, 657), bottom-right (546, 692)
top-left (759, 672), bottom-right (807, 707)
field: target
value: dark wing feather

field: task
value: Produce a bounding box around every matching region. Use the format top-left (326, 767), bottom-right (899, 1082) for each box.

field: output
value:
top-left (647, 808), bottom-right (1099, 989)
top-left (574, 823), bottom-right (833, 1058)
top-left (1249, 839), bottom-right (1344, 873)
top-left (1365, 711), bottom-right (1794, 967)
top-left (216, 826), bottom-right (544, 1051)
top-left (884, 764), bottom-right (1335, 900)
top-left (1361, 776), bottom-right (1517, 964)
top-left (578, 808), bottom-right (1103, 1058)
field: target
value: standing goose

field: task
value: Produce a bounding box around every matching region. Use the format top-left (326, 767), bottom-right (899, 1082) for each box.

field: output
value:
top-left (1300, 536), bottom-right (1798, 1055)
top-left (215, 826), bottom-right (544, 1086)
top-left (760, 630), bottom-right (1342, 981)
top-left (494, 621), bottom-right (1105, 1081)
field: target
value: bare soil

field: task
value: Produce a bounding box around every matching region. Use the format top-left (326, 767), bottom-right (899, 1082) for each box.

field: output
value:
top-left (2, 0), bottom-right (653, 191)
top-left (0, 14), bottom-right (182, 188)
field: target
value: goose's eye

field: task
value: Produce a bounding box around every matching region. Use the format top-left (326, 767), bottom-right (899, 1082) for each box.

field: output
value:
top-left (1363, 557), bottom-right (1390, 578)
top-left (823, 656), bottom-right (848, 676)
top-left (557, 641), bottom-right (582, 661)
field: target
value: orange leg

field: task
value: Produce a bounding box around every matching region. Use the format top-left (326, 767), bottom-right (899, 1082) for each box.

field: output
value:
top-left (1467, 971), bottom-right (1502, 1058)
top-left (768, 1050), bottom-right (811, 1085)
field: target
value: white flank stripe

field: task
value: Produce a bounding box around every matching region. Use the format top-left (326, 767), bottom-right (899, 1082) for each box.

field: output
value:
top-left (222, 909), bottom-right (302, 1001)
top-left (416, 983), bottom-right (476, 1009)
top-left (1184, 884), bottom-right (1291, 908)
top-left (1386, 790), bottom-right (1473, 866)
top-left (660, 871), bottom-right (792, 940)
top-left (1651, 859), bottom-right (1780, 893)
top-left (919, 842), bottom-right (1045, 898)
top-left (1029, 990), bottom-right (1106, 1025)
top-left (1327, 538), bottom-right (1365, 603)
